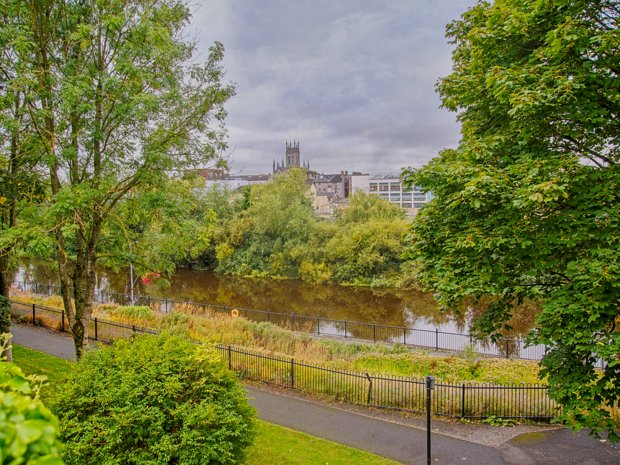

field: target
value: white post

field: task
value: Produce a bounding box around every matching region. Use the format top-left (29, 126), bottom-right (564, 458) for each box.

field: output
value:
top-left (129, 242), bottom-right (135, 305)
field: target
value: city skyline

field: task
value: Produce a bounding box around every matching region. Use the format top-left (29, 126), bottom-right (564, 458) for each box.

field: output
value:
top-left (190, 0), bottom-right (477, 175)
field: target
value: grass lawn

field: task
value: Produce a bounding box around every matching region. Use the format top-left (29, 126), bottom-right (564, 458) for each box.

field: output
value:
top-left (12, 344), bottom-right (402, 465)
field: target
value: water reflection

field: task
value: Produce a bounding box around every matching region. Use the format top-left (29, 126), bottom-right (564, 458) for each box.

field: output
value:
top-left (12, 261), bottom-right (538, 337)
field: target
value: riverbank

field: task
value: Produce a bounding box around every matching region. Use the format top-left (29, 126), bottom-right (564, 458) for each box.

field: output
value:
top-left (11, 323), bottom-right (620, 465)
top-left (10, 291), bottom-right (543, 385)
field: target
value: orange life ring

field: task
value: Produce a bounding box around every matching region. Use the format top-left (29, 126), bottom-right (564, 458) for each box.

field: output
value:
top-left (231, 309), bottom-right (239, 317)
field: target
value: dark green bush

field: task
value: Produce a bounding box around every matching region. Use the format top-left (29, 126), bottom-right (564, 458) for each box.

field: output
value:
top-left (55, 334), bottom-right (255, 465)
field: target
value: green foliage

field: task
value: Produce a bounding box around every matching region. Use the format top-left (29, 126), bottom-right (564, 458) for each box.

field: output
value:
top-left (13, 345), bottom-right (399, 465)
top-left (213, 170), bottom-right (412, 286)
top-left (103, 177), bottom-right (219, 277)
top-left (3, 0), bottom-right (235, 358)
top-left (0, 351), bottom-right (64, 465)
top-left (403, 0), bottom-right (620, 439)
top-left (324, 219), bottom-right (409, 285)
top-left (335, 191), bottom-right (405, 224)
top-left (54, 334), bottom-right (255, 465)
top-left (113, 306), bottom-right (153, 320)
top-left (0, 296), bottom-right (10, 334)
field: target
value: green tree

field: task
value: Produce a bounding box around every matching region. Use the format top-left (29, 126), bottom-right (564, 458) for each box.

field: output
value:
top-left (102, 176), bottom-right (218, 282)
top-left (403, 0), bottom-right (619, 438)
top-left (335, 191), bottom-right (405, 224)
top-left (0, 0), bottom-right (45, 300)
top-left (7, 0), bottom-right (234, 359)
top-left (216, 169), bottom-right (318, 277)
top-left (55, 334), bottom-right (255, 465)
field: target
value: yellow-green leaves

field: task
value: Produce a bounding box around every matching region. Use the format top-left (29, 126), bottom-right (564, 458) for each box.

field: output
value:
top-left (0, 362), bottom-right (64, 465)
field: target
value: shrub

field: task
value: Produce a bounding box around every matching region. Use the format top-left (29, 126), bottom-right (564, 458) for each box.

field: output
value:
top-left (54, 334), bottom-right (255, 465)
top-left (113, 305), bottom-right (153, 319)
top-left (0, 346), bottom-right (64, 465)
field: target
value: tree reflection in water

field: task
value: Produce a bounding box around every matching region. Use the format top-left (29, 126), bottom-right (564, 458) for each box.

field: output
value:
top-left (12, 261), bottom-right (538, 339)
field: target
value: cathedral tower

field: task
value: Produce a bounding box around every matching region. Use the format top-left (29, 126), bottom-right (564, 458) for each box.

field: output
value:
top-left (286, 141), bottom-right (300, 168)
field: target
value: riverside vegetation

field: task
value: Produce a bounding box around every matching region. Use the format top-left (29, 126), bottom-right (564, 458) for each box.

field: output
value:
top-left (13, 292), bottom-right (542, 386)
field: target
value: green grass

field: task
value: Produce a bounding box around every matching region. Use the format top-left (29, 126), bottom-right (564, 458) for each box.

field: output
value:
top-left (248, 421), bottom-right (400, 465)
top-left (11, 344), bottom-right (402, 465)
top-left (12, 345), bottom-right (73, 404)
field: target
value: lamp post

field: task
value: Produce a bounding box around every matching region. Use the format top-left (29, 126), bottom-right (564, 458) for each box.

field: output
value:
top-left (129, 242), bottom-right (138, 305)
top-left (426, 376), bottom-right (435, 465)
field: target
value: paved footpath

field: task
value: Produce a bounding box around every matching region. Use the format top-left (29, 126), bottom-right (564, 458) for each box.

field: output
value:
top-left (11, 324), bottom-right (619, 465)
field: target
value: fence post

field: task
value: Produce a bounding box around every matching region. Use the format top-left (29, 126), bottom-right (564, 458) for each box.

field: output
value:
top-left (461, 383), bottom-right (466, 418)
top-left (290, 358), bottom-right (295, 388)
top-left (94, 318), bottom-right (98, 341)
top-left (228, 345), bottom-right (232, 370)
top-left (32, 304), bottom-right (35, 324)
top-left (317, 317), bottom-right (320, 335)
top-left (435, 328), bottom-right (439, 350)
top-left (505, 339), bottom-right (509, 358)
top-left (61, 310), bottom-right (65, 332)
top-left (344, 320), bottom-right (347, 338)
top-left (373, 323), bottom-right (376, 342)
top-left (403, 327), bottom-right (407, 345)
top-left (366, 373), bottom-right (372, 405)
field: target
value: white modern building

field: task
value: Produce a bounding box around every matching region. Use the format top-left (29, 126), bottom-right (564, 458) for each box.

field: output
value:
top-left (351, 174), bottom-right (432, 215)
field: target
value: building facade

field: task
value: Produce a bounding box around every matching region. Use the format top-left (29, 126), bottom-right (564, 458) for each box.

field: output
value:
top-left (351, 174), bottom-right (432, 216)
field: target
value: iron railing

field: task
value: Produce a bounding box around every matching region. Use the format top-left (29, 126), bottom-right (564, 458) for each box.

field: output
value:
top-left (8, 298), bottom-right (558, 422)
top-left (10, 280), bottom-right (546, 361)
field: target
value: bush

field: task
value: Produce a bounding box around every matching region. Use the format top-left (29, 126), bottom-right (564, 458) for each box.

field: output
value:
top-left (55, 334), bottom-right (255, 465)
top-left (113, 305), bottom-right (153, 319)
top-left (0, 351), bottom-right (64, 465)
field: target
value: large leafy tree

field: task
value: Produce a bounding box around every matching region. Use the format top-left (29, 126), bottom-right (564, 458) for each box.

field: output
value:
top-left (0, 0), bottom-right (44, 300)
top-left (403, 0), bottom-right (619, 438)
top-left (6, 0), bottom-right (234, 359)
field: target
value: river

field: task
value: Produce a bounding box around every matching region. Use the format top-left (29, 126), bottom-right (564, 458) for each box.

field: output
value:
top-left (12, 261), bottom-right (537, 337)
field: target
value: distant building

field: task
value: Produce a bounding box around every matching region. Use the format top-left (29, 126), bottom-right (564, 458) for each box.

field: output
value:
top-left (195, 168), bottom-right (226, 181)
top-left (351, 174), bottom-right (432, 216)
top-left (312, 171), bottom-right (350, 198)
top-left (273, 141), bottom-right (310, 174)
top-left (198, 172), bottom-right (270, 191)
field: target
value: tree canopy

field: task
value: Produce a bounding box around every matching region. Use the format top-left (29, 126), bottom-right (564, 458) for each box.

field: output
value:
top-left (402, 0), bottom-right (619, 438)
top-left (1, 0), bottom-right (234, 358)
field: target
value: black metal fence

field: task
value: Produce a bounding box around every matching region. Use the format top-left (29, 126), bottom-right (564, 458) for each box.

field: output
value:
top-left (8, 298), bottom-right (558, 422)
top-left (10, 280), bottom-right (546, 361)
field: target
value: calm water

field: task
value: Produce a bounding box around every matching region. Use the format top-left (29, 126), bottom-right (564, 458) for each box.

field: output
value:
top-left (12, 261), bottom-right (537, 336)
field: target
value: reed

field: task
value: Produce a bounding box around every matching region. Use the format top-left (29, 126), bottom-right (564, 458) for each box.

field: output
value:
top-left (8, 291), bottom-right (542, 385)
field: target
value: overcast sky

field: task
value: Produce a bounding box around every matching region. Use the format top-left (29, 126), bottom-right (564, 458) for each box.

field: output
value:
top-left (189, 0), bottom-right (477, 175)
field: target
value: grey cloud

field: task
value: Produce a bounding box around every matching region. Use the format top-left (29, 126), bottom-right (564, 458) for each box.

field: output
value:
top-left (190, 0), bottom-right (476, 174)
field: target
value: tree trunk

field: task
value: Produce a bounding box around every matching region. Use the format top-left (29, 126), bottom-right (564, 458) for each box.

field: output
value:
top-left (0, 259), bottom-right (8, 299)
top-left (0, 295), bottom-right (13, 362)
